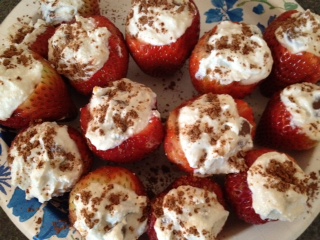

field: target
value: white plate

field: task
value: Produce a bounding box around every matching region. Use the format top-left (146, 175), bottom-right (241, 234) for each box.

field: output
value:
top-left (0, 0), bottom-right (319, 240)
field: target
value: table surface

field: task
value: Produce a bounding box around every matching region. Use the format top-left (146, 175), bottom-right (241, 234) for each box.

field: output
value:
top-left (1, 0), bottom-right (320, 239)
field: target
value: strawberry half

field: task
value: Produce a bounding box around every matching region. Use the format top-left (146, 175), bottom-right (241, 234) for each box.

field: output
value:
top-left (69, 166), bottom-right (148, 239)
top-left (260, 10), bottom-right (320, 97)
top-left (0, 47), bottom-right (77, 129)
top-left (189, 21), bottom-right (273, 99)
top-left (48, 15), bottom-right (129, 96)
top-left (147, 175), bottom-right (228, 240)
top-left (81, 106), bottom-right (165, 163)
top-left (225, 148), bottom-right (308, 225)
top-left (225, 148), bottom-right (273, 225)
top-left (225, 171), bottom-right (268, 225)
top-left (80, 79), bottom-right (165, 163)
top-left (256, 84), bottom-right (318, 151)
top-left (9, 19), bottom-right (56, 59)
top-left (125, 0), bottom-right (200, 76)
top-left (164, 94), bottom-right (256, 175)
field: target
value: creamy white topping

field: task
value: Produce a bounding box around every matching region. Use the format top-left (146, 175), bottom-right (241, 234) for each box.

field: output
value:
top-left (195, 21), bottom-right (273, 85)
top-left (178, 94), bottom-right (253, 176)
top-left (0, 45), bottom-right (43, 121)
top-left (154, 185), bottom-right (229, 240)
top-left (8, 19), bottom-right (48, 46)
top-left (40, 0), bottom-right (84, 25)
top-left (280, 82), bottom-right (320, 141)
top-left (275, 10), bottom-right (320, 57)
top-left (9, 122), bottom-right (83, 203)
top-left (48, 15), bottom-right (111, 82)
top-left (247, 151), bottom-right (308, 222)
top-left (126, 0), bottom-right (197, 46)
top-left (73, 182), bottom-right (148, 240)
top-left (85, 78), bottom-right (160, 150)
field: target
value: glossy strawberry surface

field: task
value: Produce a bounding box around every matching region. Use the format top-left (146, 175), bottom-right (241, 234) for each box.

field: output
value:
top-left (69, 166), bottom-right (148, 225)
top-left (0, 52), bottom-right (77, 129)
top-left (164, 96), bottom-right (256, 174)
top-left (125, 0), bottom-right (200, 77)
top-left (255, 91), bottom-right (317, 151)
top-left (147, 175), bottom-right (227, 240)
top-left (260, 10), bottom-right (320, 97)
top-left (51, 15), bottom-right (129, 96)
top-left (189, 25), bottom-right (261, 99)
top-left (80, 106), bottom-right (165, 163)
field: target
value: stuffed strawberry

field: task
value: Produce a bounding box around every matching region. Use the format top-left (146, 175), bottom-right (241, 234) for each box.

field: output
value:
top-left (9, 19), bottom-right (56, 59)
top-left (69, 166), bottom-right (149, 240)
top-left (256, 82), bottom-right (320, 151)
top-left (189, 21), bottom-right (273, 99)
top-left (260, 10), bottom-right (320, 97)
top-left (225, 148), bottom-right (309, 225)
top-left (80, 78), bottom-right (164, 163)
top-left (8, 122), bottom-right (93, 203)
top-left (0, 45), bottom-right (77, 129)
top-left (48, 15), bottom-right (129, 95)
top-left (40, 0), bottom-right (100, 25)
top-left (164, 93), bottom-right (256, 176)
top-left (147, 175), bottom-right (229, 240)
top-left (125, 0), bottom-right (200, 76)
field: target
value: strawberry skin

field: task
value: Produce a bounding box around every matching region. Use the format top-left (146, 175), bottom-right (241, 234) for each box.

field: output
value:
top-left (225, 148), bottom-right (271, 225)
top-left (29, 25), bottom-right (56, 59)
top-left (80, 106), bottom-right (165, 163)
top-left (255, 92), bottom-right (317, 150)
top-left (225, 172), bottom-right (268, 225)
top-left (125, 1), bottom-right (200, 76)
top-left (164, 96), bottom-right (256, 174)
top-left (67, 126), bottom-right (94, 176)
top-left (260, 10), bottom-right (320, 97)
top-left (0, 52), bottom-right (77, 129)
top-left (147, 175), bottom-right (227, 240)
top-left (189, 26), bottom-right (260, 99)
top-left (49, 15), bottom-right (129, 96)
top-left (72, 16), bottom-right (129, 95)
top-left (69, 166), bottom-right (148, 226)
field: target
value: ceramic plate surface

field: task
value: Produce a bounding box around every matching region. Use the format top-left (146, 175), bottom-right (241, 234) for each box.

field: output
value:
top-left (0, 0), bottom-right (319, 240)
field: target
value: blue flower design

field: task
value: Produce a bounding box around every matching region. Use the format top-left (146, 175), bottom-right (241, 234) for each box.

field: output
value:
top-left (0, 164), bottom-right (11, 194)
top-left (205, 0), bottom-right (243, 23)
top-left (257, 14), bottom-right (277, 33)
top-left (7, 188), bottom-right (71, 239)
top-left (253, 4), bottom-right (264, 15)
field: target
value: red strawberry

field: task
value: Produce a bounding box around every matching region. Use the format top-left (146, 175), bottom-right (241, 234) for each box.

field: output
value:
top-left (225, 148), bottom-right (306, 225)
top-left (69, 166), bottom-right (148, 238)
top-left (29, 25), bottom-right (56, 59)
top-left (255, 86), bottom-right (318, 151)
top-left (164, 94), bottom-right (256, 175)
top-left (67, 126), bottom-right (94, 176)
top-left (81, 106), bottom-right (164, 163)
top-left (189, 21), bottom-right (273, 99)
top-left (125, 0), bottom-right (200, 76)
top-left (225, 148), bottom-right (272, 225)
top-left (0, 46), bottom-right (77, 129)
top-left (80, 79), bottom-right (165, 163)
top-left (49, 15), bottom-right (129, 96)
top-left (148, 175), bottom-right (228, 240)
top-left (225, 172), bottom-right (268, 225)
top-left (260, 10), bottom-right (320, 97)
top-left (9, 20), bottom-right (56, 59)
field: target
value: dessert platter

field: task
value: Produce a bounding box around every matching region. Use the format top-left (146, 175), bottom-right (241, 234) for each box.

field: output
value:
top-left (0, 0), bottom-right (319, 239)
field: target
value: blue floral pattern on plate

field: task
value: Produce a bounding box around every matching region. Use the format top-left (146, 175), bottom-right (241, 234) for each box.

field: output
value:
top-left (0, 0), bottom-right (307, 239)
